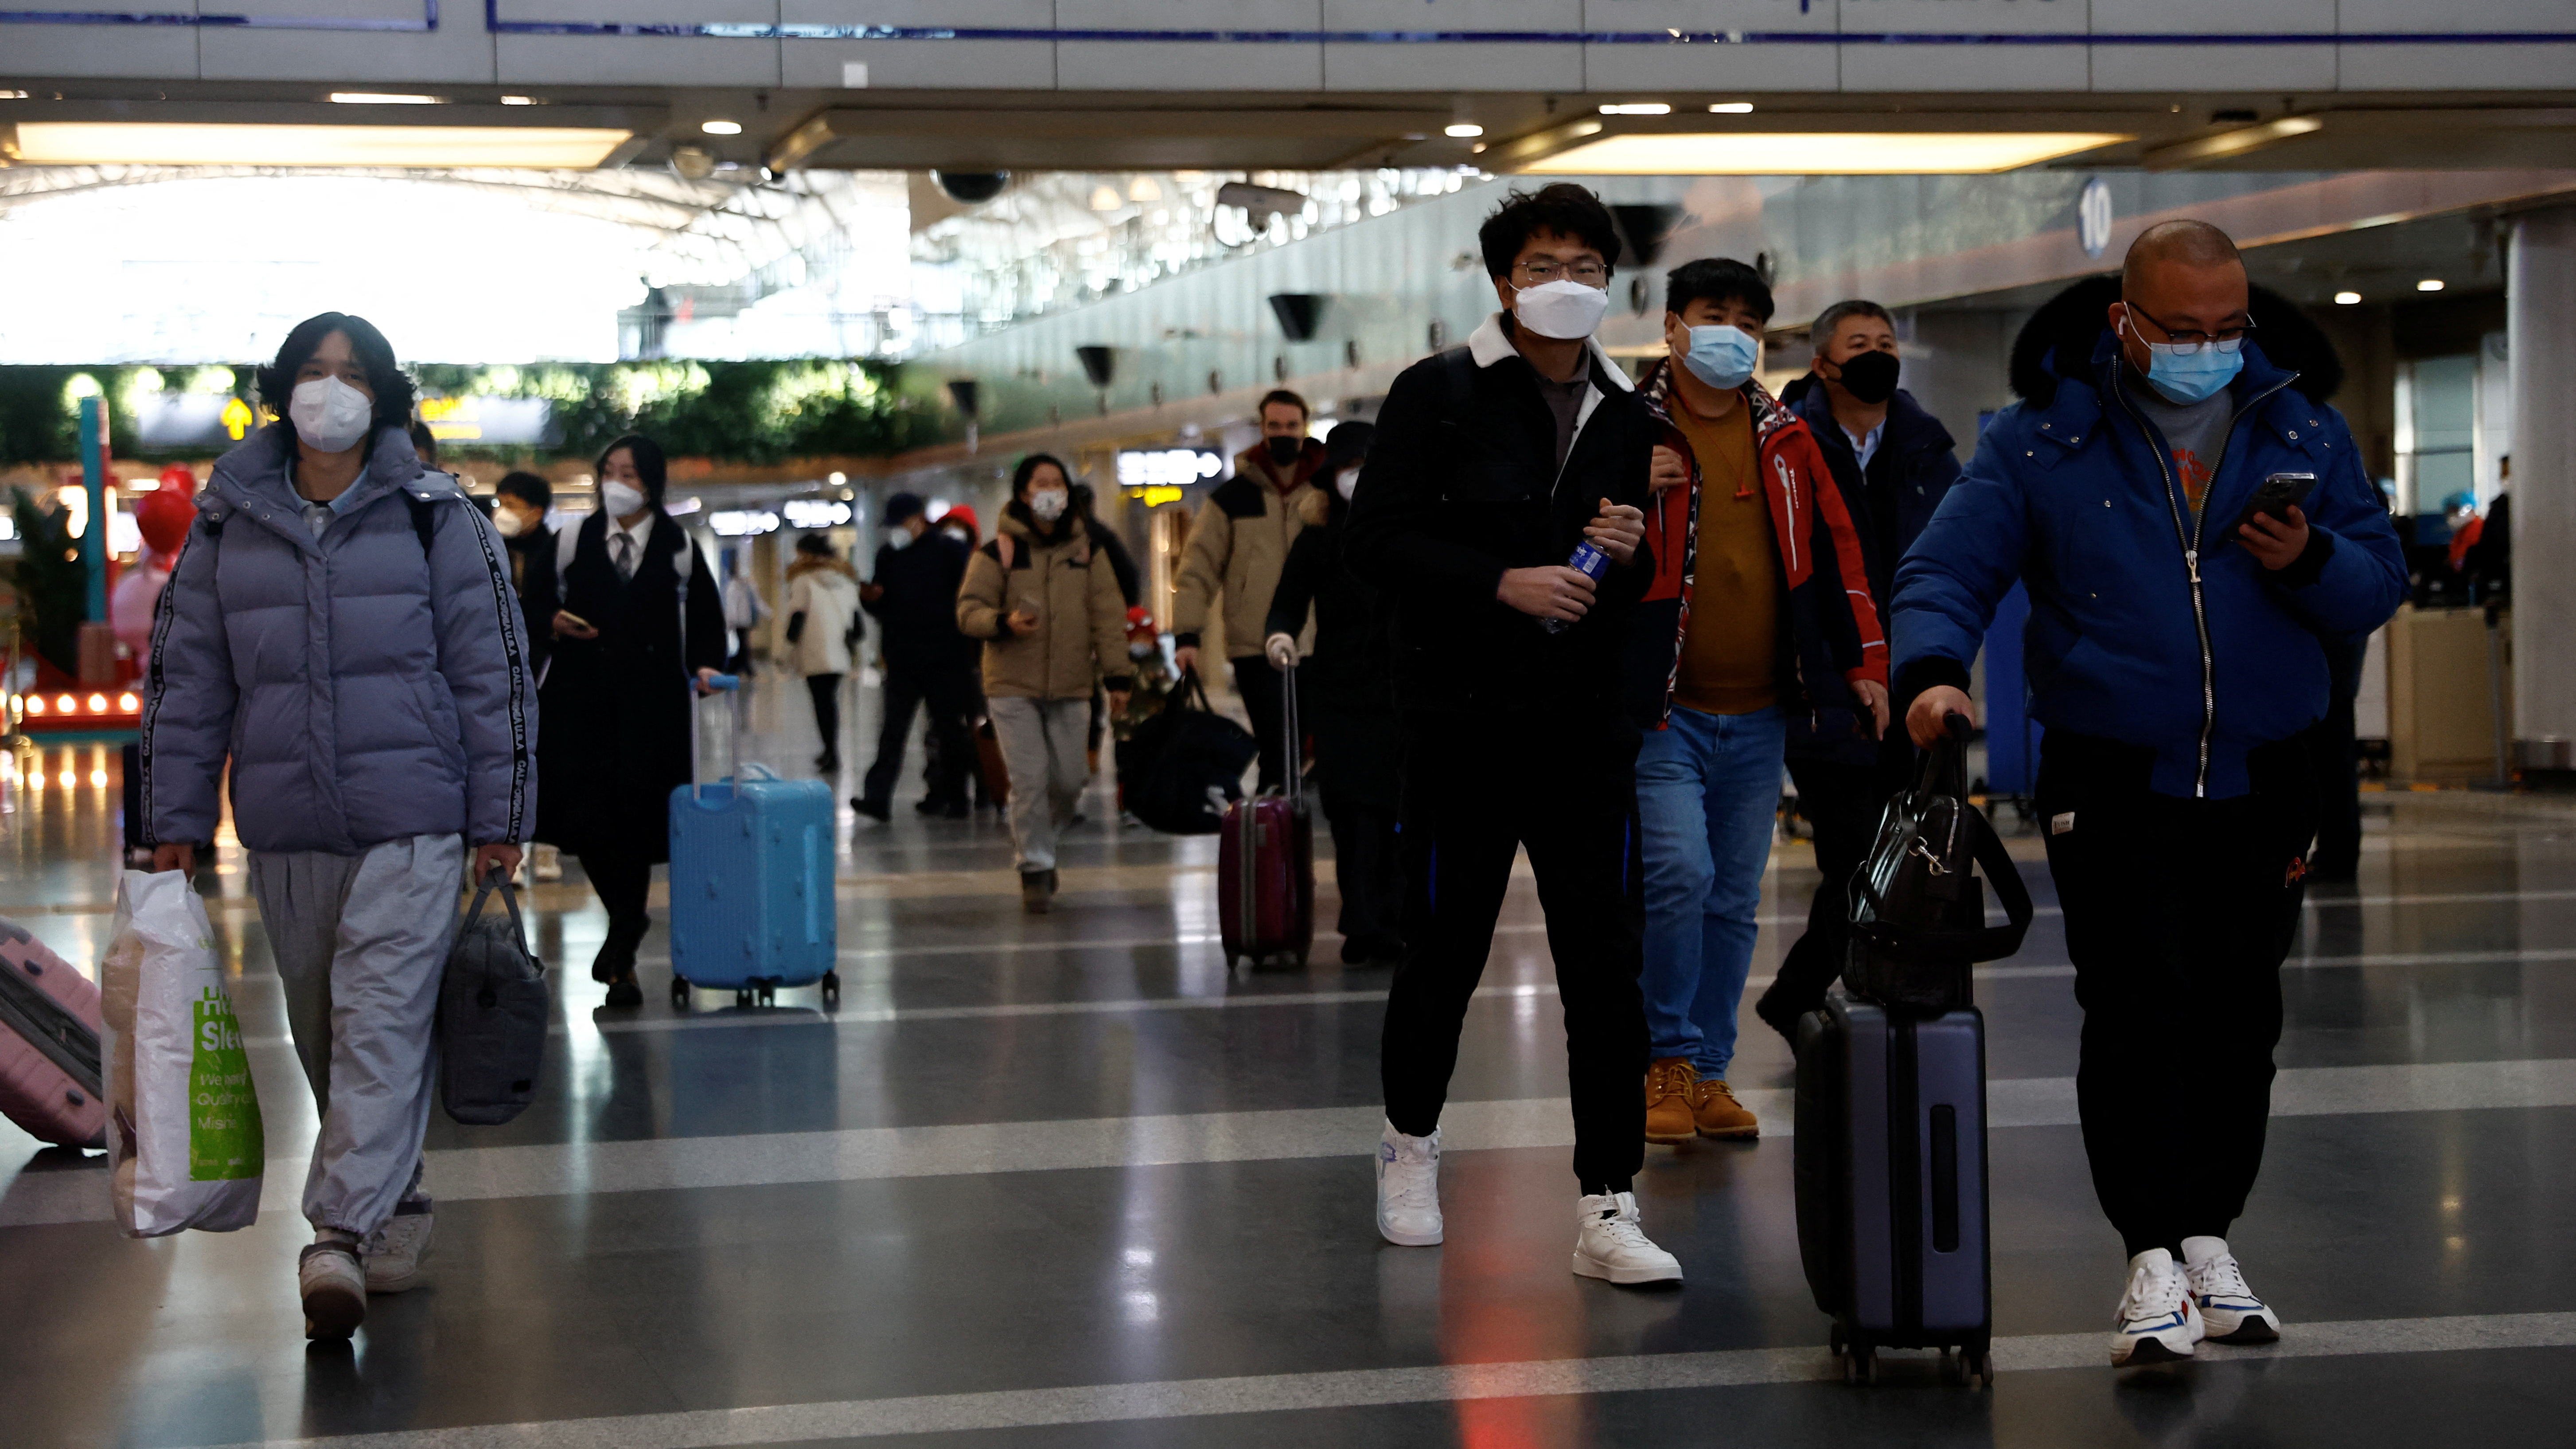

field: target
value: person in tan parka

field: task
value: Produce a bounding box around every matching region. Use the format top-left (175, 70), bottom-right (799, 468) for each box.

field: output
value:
top-left (956, 453), bottom-right (1134, 912)
top-left (1171, 388), bottom-right (1326, 792)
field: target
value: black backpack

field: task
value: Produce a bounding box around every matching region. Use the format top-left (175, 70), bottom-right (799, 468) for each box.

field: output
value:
top-left (1843, 715), bottom-right (2034, 1013)
top-left (1116, 668), bottom-right (1258, 835)
top-left (439, 875), bottom-right (548, 1126)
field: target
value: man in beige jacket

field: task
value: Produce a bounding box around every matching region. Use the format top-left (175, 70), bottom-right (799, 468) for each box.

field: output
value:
top-left (956, 454), bottom-right (1134, 913)
top-left (1172, 388), bottom-right (1325, 792)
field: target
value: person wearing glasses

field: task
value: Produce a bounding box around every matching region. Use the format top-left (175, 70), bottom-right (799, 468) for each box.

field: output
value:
top-left (1343, 184), bottom-right (1671, 1284)
top-left (1892, 220), bottom-right (2404, 1368)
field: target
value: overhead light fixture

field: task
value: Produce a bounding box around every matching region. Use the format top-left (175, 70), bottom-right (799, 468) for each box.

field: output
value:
top-left (701, 119), bottom-right (743, 135)
top-left (2416, 278), bottom-right (2445, 292)
top-left (1445, 122), bottom-right (1484, 138)
top-left (1129, 176), bottom-right (1163, 202)
top-left (1599, 103), bottom-right (1672, 116)
top-left (1520, 131), bottom-right (2131, 176)
top-left (500, 95), bottom-right (537, 106)
top-left (330, 92), bottom-right (441, 105)
top-left (2139, 114), bottom-right (2323, 170)
top-left (1, 121), bottom-right (634, 168)
top-left (1089, 184), bottom-right (1123, 211)
top-left (1708, 102), bottom-right (1754, 114)
top-left (2335, 291), bottom-right (2362, 305)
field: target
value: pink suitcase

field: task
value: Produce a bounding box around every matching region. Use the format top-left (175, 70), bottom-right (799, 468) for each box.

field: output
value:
top-left (0, 917), bottom-right (109, 1148)
top-left (1217, 662), bottom-right (1315, 969)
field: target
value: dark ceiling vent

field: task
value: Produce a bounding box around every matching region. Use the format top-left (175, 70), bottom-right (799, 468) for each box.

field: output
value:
top-left (1075, 345), bottom-right (1115, 389)
top-left (1267, 293), bottom-right (1326, 343)
top-left (1611, 204), bottom-right (1684, 269)
top-left (932, 171), bottom-right (1009, 203)
top-left (946, 379), bottom-right (980, 418)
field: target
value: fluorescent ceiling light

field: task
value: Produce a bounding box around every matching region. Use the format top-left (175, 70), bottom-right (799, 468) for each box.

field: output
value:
top-left (701, 119), bottom-right (743, 136)
top-left (1599, 103), bottom-right (1672, 116)
top-left (4, 121), bottom-right (633, 168)
top-left (1522, 131), bottom-right (2130, 175)
top-left (2335, 291), bottom-right (2362, 305)
top-left (1709, 102), bottom-right (1754, 114)
top-left (2416, 278), bottom-right (2444, 292)
top-left (1445, 122), bottom-right (1484, 138)
top-left (330, 92), bottom-right (441, 105)
top-left (500, 95), bottom-right (537, 106)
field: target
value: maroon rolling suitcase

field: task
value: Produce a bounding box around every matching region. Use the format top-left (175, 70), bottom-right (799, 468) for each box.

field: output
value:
top-left (1218, 660), bottom-right (1313, 968)
top-left (0, 916), bottom-right (109, 1149)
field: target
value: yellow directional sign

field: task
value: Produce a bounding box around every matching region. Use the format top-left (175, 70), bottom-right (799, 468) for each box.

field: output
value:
top-left (219, 397), bottom-right (254, 441)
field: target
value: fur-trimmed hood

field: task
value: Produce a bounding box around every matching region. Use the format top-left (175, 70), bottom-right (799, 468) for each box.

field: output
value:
top-left (2008, 274), bottom-right (2344, 406)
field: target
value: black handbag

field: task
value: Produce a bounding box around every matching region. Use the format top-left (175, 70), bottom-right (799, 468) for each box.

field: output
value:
top-left (1117, 668), bottom-right (1258, 835)
top-left (439, 874), bottom-right (548, 1126)
top-left (1843, 715), bottom-right (2034, 1013)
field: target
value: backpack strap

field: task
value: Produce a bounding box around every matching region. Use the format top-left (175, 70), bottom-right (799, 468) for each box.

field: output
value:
top-left (1439, 345), bottom-right (1478, 421)
top-left (993, 533), bottom-right (1016, 570)
top-left (557, 511), bottom-right (585, 576)
top-left (404, 492), bottom-right (438, 559)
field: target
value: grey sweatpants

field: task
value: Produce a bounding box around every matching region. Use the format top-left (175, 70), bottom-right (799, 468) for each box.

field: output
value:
top-left (249, 834), bottom-right (464, 1237)
top-left (987, 695), bottom-right (1091, 873)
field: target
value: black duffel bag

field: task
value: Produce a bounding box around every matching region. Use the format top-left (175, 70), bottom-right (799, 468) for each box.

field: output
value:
top-left (1117, 668), bottom-right (1258, 835)
top-left (439, 873), bottom-right (548, 1126)
top-left (1843, 712), bottom-right (2033, 1013)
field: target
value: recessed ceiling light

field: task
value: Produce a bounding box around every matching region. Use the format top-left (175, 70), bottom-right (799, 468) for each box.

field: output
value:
top-left (500, 95), bottom-right (537, 106)
top-left (330, 92), bottom-right (441, 105)
top-left (1708, 102), bottom-right (1754, 114)
top-left (1445, 122), bottom-right (1484, 138)
top-left (0, 90), bottom-right (29, 101)
top-left (4, 121), bottom-right (633, 168)
top-left (2335, 291), bottom-right (2362, 305)
top-left (1599, 103), bottom-right (1672, 116)
top-left (701, 119), bottom-right (743, 136)
top-left (2416, 278), bottom-right (2444, 292)
top-left (1089, 184), bottom-right (1122, 211)
top-left (1522, 131), bottom-right (2132, 175)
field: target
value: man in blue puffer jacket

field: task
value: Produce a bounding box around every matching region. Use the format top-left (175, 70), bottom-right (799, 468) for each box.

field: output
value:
top-left (143, 313), bottom-right (534, 1339)
top-left (1894, 222), bottom-right (2403, 1369)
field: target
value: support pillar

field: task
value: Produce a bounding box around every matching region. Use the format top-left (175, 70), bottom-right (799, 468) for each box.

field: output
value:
top-left (2510, 210), bottom-right (2576, 778)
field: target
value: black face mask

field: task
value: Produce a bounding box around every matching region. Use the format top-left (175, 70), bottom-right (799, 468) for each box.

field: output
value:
top-left (1834, 350), bottom-right (1901, 406)
top-left (1265, 435), bottom-right (1302, 468)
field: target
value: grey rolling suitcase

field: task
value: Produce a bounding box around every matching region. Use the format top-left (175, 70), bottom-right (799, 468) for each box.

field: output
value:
top-left (1793, 996), bottom-right (1993, 1387)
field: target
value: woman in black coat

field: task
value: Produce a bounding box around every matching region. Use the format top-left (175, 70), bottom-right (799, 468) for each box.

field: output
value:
top-left (529, 434), bottom-right (728, 1005)
top-left (1262, 422), bottom-right (1402, 966)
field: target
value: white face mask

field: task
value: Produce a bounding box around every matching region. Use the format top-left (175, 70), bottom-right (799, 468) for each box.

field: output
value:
top-left (491, 507), bottom-right (528, 538)
top-left (1335, 466), bottom-right (1361, 502)
top-left (288, 375), bottom-right (374, 454)
top-left (1512, 278), bottom-right (1611, 341)
top-left (1028, 488), bottom-right (1069, 523)
top-left (884, 526), bottom-right (914, 550)
top-left (601, 480), bottom-right (647, 519)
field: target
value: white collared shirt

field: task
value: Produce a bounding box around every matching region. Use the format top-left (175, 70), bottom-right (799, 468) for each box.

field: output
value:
top-left (608, 508), bottom-right (653, 575)
top-left (1845, 421), bottom-right (1886, 472)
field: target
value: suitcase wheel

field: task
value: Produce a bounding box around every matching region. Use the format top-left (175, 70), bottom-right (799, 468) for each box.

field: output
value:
top-left (736, 988), bottom-right (754, 1008)
top-left (1961, 1348), bottom-right (1993, 1390)
top-left (670, 976), bottom-right (692, 1009)
top-left (821, 971), bottom-right (841, 1006)
top-left (756, 984), bottom-right (776, 1008)
top-left (1844, 1342), bottom-right (1876, 1386)
top-left (1828, 1323), bottom-right (1847, 1359)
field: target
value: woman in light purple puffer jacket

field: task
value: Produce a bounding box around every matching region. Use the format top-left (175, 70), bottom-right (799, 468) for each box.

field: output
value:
top-left (140, 312), bottom-right (534, 1341)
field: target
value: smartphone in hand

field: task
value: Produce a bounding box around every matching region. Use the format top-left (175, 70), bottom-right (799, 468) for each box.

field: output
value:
top-left (2226, 473), bottom-right (2316, 544)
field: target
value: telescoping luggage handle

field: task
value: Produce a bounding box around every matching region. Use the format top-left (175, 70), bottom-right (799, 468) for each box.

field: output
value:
top-left (1237, 657), bottom-right (1300, 955)
top-left (1849, 712), bottom-right (2034, 964)
top-left (687, 672), bottom-right (744, 800)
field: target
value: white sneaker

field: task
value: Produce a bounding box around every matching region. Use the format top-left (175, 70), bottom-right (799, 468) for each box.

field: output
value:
top-left (1571, 1191), bottom-right (1682, 1285)
top-left (300, 1239), bottom-right (367, 1340)
top-left (1376, 1122), bottom-right (1443, 1246)
top-left (2182, 1236), bottom-right (2281, 1344)
top-left (2110, 1248), bottom-right (2203, 1366)
top-left (532, 844), bottom-right (563, 883)
top-left (363, 1196), bottom-right (433, 1294)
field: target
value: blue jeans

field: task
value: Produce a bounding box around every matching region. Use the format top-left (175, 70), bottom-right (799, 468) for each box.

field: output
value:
top-left (1636, 704), bottom-right (1786, 1078)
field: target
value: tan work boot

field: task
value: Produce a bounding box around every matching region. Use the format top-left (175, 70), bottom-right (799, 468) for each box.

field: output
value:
top-left (1690, 1076), bottom-right (1759, 1139)
top-left (1644, 1057), bottom-right (1699, 1144)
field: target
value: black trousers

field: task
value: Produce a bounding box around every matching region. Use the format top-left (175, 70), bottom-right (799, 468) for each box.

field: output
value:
top-left (1314, 706), bottom-right (1402, 949)
top-left (581, 842), bottom-right (655, 977)
top-left (1768, 738), bottom-right (1917, 1021)
top-left (2309, 633), bottom-right (2369, 877)
top-left (2036, 727), bottom-right (2319, 1260)
top-left (865, 664), bottom-right (978, 811)
top-left (806, 672), bottom-right (844, 764)
top-left (1381, 707), bottom-right (1647, 1191)
top-left (1231, 656), bottom-right (1302, 795)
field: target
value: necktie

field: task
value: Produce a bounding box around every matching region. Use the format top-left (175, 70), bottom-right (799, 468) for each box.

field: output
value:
top-left (614, 531), bottom-right (636, 581)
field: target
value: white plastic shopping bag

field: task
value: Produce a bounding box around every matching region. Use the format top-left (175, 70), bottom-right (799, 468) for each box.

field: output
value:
top-left (101, 869), bottom-right (264, 1236)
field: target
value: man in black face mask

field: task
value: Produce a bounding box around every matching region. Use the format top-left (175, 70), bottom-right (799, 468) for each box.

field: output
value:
top-left (1754, 298), bottom-right (1967, 1039)
top-left (1173, 388), bottom-right (1327, 792)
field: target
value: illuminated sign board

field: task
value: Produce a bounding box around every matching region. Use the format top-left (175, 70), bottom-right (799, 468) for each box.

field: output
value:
top-left (133, 394), bottom-right (254, 449)
top-left (708, 510), bottom-right (780, 536)
top-left (782, 500), bottom-right (853, 529)
top-left (1117, 448), bottom-right (1222, 490)
top-left (418, 395), bottom-right (557, 446)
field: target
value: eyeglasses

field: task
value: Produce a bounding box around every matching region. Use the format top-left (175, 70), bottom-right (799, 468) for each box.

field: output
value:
top-left (2123, 299), bottom-right (2256, 355)
top-left (1514, 259), bottom-right (1609, 287)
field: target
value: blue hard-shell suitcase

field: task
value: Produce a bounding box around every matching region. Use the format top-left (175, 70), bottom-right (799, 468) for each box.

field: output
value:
top-left (667, 756), bottom-right (839, 1008)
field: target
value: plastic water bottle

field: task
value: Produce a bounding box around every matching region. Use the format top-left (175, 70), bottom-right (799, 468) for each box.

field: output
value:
top-left (1538, 539), bottom-right (1612, 636)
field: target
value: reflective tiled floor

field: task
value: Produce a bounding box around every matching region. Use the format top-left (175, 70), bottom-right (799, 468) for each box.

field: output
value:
top-left (5, 678), bottom-right (2576, 1448)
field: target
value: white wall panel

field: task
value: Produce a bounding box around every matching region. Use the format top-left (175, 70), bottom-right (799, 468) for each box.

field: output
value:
top-left (496, 35), bottom-right (782, 86)
top-left (201, 0), bottom-right (495, 84)
top-left (1323, 0), bottom-right (1581, 92)
top-left (1835, 0), bottom-right (2089, 92)
top-left (1582, 0), bottom-right (1839, 92)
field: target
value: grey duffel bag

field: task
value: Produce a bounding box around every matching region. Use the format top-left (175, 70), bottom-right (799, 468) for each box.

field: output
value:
top-left (440, 874), bottom-right (547, 1126)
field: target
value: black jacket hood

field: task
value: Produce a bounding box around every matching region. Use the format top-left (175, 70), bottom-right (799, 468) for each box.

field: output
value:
top-left (2008, 274), bottom-right (2344, 407)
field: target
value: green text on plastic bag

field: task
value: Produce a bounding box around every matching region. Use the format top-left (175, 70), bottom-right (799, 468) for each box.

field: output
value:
top-left (188, 986), bottom-right (264, 1181)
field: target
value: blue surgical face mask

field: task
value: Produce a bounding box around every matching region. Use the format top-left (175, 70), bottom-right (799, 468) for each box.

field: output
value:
top-left (2127, 317), bottom-right (2244, 405)
top-left (1680, 324), bottom-right (1759, 391)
